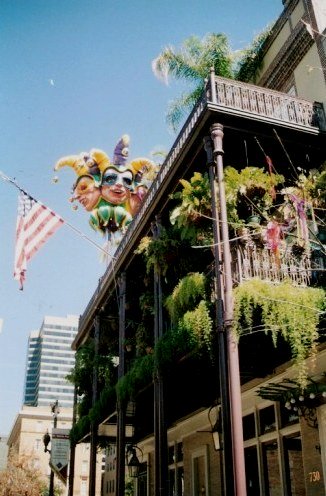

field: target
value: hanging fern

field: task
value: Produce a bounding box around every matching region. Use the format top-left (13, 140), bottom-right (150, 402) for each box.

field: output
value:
top-left (170, 172), bottom-right (213, 244)
top-left (179, 300), bottom-right (213, 353)
top-left (165, 272), bottom-right (206, 324)
top-left (135, 227), bottom-right (181, 275)
top-left (234, 279), bottom-right (325, 388)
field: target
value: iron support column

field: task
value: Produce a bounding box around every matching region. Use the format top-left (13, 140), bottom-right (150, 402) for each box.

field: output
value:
top-left (116, 273), bottom-right (127, 496)
top-left (210, 123), bottom-right (247, 496)
top-left (89, 315), bottom-right (100, 496)
top-left (152, 218), bottom-right (168, 496)
top-left (204, 135), bottom-right (234, 496)
top-left (48, 400), bottom-right (59, 496)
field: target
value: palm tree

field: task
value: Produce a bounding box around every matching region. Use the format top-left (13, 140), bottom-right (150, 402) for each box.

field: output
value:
top-left (152, 33), bottom-right (233, 130)
top-left (152, 29), bottom-right (270, 130)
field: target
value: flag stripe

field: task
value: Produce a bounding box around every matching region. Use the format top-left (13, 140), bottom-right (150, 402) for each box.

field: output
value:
top-left (13, 192), bottom-right (64, 289)
top-left (24, 206), bottom-right (63, 260)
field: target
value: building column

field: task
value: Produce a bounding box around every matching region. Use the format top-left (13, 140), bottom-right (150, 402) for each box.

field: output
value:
top-left (116, 272), bottom-right (127, 496)
top-left (204, 133), bottom-right (234, 496)
top-left (152, 218), bottom-right (168, 496)
top-left (204, 124), bottom-right (247, 495)
top-left (89, 315), bottom-right (100, 496)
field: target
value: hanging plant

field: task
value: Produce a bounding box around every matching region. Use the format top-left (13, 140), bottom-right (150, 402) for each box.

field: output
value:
top-left (233, 278), bottom-right (325, 388)
top-left (280, 168), bottom-right (326, 249)
top-left (224, 166), bottom-right (284, 227)
top-left (116, 353), bottom-right (154, 403)
top-left (169, 172), bottom-right (213, 244)
top-left (135, 322), bottom-right (154, 355)
top-left (135, 226), bottom-right (181, 275)
top-left (165, 272), bottom-right (207, 324)
top-left (179, 300), bottom-right (213, 353)
top-left (281, 168), bottom-right (326, 209)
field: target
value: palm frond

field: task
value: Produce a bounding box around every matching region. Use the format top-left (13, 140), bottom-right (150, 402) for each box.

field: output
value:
top-left (235, 25), bottom-right (272, 83)
top-left (152, 45), bottom-right (204, 85)
top-left (166, 87), bottom-right (204, 132)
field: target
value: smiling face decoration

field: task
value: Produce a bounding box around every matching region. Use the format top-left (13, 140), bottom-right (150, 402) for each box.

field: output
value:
top-left (54, 136), bottom-right (157, 243)
top-left (101, 167), bottom-right (133, 205)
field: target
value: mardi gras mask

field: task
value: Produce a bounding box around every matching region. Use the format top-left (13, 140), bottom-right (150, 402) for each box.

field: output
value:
top-left (73, 175), bottom-right (101, 212)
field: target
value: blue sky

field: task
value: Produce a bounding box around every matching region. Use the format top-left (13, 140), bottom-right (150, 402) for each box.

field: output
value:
top-left (0, 0), bottom-right (282, 435)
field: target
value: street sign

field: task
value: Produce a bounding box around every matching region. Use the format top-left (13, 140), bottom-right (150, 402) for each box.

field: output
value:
top-left (50, 428), bottom-right (70, 484)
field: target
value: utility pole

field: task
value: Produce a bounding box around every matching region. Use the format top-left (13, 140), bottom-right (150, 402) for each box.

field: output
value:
top-left (204, 135), bottom-right (234, 496)
top-left (210, 123), bottom-right (247, 496)
top-left (68, 386), bottom-right (77, 496)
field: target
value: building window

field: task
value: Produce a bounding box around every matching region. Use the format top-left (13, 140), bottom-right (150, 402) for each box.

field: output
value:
top-left (81, 461), bottom-right (88, 475)
top-left (176, 442), bottom-right (183, 462)
top-left (262, 441), bottom-right (281, 495)
top-left (168, 442), bottom-right (184, 496)
top-left (259, 405), bottom-right (276, 435)
top-left (243, 413), bottom-right (256, 440)
top-left (191, 446), bottom-right (208, 496)
top-left (34, 439), bottom-right (41, 451)
top-left (244, 446), bottom-right (260, 496)
top-left (283, 435), bottom-right (306, 496)
top-left (243, 402), bottom-right (307, 495)
top-left (280, 404), bottom-right (299, 427)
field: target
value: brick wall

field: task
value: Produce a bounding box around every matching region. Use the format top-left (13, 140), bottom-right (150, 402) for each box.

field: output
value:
top-left (300, 416), bottom-right (325, 495)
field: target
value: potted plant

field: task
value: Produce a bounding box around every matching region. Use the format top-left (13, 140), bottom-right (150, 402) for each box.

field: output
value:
top-left (224, 166), bottom-right (284, 228)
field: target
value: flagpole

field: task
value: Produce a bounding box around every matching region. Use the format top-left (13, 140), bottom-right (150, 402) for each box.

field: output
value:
top-left (0, 170), bottom-right (116, 261)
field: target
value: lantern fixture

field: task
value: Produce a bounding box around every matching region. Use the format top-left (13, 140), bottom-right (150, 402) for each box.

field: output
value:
top-left (126, 444), bottom-right (143, 478)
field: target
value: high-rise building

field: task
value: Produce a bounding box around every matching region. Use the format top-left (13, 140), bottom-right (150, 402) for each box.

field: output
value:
top-left (7, 314), bottom-right (103, 496)
top-left (23, 314), bottom-right (79, 408)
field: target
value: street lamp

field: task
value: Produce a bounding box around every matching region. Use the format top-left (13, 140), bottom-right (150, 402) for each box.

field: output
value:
top-left (43, 431), bottom-right (51, 453)
top-left (126, 445), bottom-right (143, 478)
top-left (42, 400), bottom-right (60, 496)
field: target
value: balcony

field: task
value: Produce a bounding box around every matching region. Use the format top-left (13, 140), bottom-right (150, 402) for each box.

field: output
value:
top-left (77, 74), bottom-right (326, 339)
top-left (207, 74), bottom-right (326, 132)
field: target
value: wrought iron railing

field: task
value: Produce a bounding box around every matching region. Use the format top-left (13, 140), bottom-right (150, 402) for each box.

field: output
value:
top-left (208, 73), bottom-right (326, 131)
top-left (234, 245), bottom-right (325, 287)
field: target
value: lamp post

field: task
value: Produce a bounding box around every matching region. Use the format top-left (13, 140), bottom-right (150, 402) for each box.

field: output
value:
top-left (43, 400), bottom-right (60, 496)
top-left (126, 445), bottom-right (143, 478)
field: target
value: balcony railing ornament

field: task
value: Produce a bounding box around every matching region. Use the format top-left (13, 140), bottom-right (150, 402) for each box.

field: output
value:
top-left (207, 74), bottom-right (325, 131)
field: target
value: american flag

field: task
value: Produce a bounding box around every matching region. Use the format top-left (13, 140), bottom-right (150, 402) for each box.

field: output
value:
top-left (14, 192), bottom-right (64, 289)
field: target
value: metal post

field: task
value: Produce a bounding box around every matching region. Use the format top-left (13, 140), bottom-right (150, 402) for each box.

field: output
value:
top-left (204, 135), bottom-right (234, 496)
top-left (116, 273), bottom-right (127, 496)
top-left (89, 316), bottom-right (100, 496)
top-left (48, 400), bottom-right (59, 496)
top-left (68, 386), bottom-right (77, 496)
top-left (152, 218), bottom-right (168, 496)
top-left (210, 123), bottom-right (247, 496)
